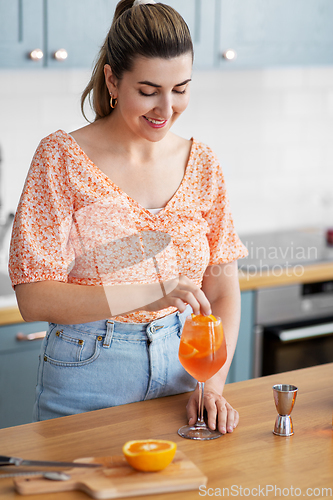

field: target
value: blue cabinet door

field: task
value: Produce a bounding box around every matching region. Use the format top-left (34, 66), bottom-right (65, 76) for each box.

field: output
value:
top-left (0, 0), bottom-right (44, 68)
top-left (46, 0), bottom-right (118, 68)
top-left (218, 0), bottom-right (333, 69)
top-left (0, 321), bottom-right (48, 429)
top-left (227, 291), bottom-right (255, 384)
top-left (164, 0), bottom-right (217, 69)
top-left (0, 0), bottom-right (118, 68)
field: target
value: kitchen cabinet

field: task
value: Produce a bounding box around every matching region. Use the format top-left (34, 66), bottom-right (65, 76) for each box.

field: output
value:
top-left (0, 0), bottom-right (43, 68)
top-left (226, 291), bottom-right (255, 384)
top-left (1, 0), bottom-right (333, 70)
top-left (0, 0), bottom-right (216, 69)
top-left (0, 321), bottom-right (48, 429)
top-left (218, 0), bottom-right (333, 68)
top-left (0, 0), bottom-right (118, 68)
top-left (166, 0), bottom-right (216, 69)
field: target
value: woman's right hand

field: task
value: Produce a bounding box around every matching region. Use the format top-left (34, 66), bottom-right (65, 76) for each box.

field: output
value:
top-left (143, 275), bottom-right (211, 316)
top-left (15, 275), bottom-right (211, 324)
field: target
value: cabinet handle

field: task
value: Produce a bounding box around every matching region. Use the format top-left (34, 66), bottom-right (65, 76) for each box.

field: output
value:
top-left (221, 49), bottom-right (237, 61)
top-left (16, 331), bottom-right (46, 342)
top-left (54, 49), bottom-right (68, 61)
top-left (29, 49), bottom-right (44, 61)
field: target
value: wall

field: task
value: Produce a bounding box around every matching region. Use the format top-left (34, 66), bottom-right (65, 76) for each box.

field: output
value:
top-left (0, 66), bottom-right (333, 237)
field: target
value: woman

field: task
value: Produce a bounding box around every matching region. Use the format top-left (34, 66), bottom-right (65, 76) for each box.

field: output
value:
top-left (9, 0), bottom-right (247, 434)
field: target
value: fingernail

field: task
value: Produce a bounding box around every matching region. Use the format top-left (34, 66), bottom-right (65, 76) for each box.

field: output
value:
top-left (227, 426), bottom-right (233, 433)
top-left (221, 427), bottom-right (226, 434)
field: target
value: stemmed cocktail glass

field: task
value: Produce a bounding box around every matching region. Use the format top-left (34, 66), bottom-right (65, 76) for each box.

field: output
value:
top-left (178, 315), bottom-right (227, 440)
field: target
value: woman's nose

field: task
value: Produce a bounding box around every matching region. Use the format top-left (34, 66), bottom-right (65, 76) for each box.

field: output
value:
top-left (155, 95), bottom-right (173, 120)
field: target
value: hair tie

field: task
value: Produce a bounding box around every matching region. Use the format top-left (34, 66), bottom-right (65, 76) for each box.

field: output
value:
top-left (133, 0), bottom-right (156, 6)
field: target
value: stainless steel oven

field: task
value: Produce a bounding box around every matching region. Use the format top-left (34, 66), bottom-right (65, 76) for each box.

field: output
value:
top-left (253, 280), bottom-right (333, 377)
top-left (239, 228), bottom-right (333, 377)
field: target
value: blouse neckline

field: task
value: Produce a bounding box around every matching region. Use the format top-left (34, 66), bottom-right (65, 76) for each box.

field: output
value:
top-left (61, 130), bottom-right (196, 218)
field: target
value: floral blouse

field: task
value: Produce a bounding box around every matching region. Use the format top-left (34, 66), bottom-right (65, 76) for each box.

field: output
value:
top-left (9, 130), bottom-right (247, 323)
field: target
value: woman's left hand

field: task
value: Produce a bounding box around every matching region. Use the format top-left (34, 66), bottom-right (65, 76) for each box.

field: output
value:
top-left (186, 386), bottom-right (239, 434)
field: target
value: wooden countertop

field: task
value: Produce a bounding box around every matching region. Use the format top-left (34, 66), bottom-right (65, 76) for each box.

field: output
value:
top-left (238, 260), bottom-right (333, 290)
top-left (0, 363), bottom-right (332, 499)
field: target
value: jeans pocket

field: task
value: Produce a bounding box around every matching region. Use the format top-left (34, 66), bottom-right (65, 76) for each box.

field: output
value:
top-left (44, 325), bottom-right (101, 367)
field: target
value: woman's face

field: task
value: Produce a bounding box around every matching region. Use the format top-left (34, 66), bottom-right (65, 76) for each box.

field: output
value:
top-left (105, 53), bottom-right (192, 142)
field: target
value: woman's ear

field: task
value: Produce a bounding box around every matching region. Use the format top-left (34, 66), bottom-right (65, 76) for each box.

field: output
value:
top-left (104, 64), bottom-right (118, 98)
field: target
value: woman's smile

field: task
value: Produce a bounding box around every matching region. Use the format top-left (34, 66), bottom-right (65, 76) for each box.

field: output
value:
top-left (143, 116), bottom-right (168, 128)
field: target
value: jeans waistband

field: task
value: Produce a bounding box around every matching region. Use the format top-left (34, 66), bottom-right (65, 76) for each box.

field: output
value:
top-left (59, 306), bottom-right (192, 338)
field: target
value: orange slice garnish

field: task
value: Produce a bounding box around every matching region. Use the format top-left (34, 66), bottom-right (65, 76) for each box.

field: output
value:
top-left (191, 313), bottom-right (217, 323)
top-left (187, 314), bottom-right (223, 357)
top-left (123, 439), bottom-right (177, 472)
top-left (179, 340), bottom-right (199, 358)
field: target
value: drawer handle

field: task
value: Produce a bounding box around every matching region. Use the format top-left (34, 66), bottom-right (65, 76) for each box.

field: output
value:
top-left (221, 49), bottom-right (237, 61)
top-left (16, 331), bottom-right (46, 342)
top-left (54, 48), bottom-right (68, 61)
top-left (29, 49), bottom-right (44, 61)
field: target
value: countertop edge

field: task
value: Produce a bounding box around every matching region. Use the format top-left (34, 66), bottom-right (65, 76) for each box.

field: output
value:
top-left (1, 262), bottom-right (333, 325)
top-left (239, 261), bottom-right (333, 290)
top-left (0, 306), bottom-right (23, 326)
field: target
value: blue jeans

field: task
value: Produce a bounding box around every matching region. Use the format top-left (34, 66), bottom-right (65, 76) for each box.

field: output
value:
top-left (33, 307), bottom-right (196, 421)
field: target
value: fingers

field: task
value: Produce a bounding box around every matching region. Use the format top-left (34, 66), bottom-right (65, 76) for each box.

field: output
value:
top-left (142, 275), bottom-right (211, 316)
top-left (172, 276), bottom-right (211, 316)
top-left (186, 392), bottom-right (199, 426)
top-left (186, 391), bottom-right (239, 434)
top-left (202, 392), bottom-right (239, 434)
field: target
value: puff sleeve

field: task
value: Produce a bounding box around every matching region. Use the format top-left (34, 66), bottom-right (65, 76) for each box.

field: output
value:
top-left (8, 136), bottom-right (75, 287)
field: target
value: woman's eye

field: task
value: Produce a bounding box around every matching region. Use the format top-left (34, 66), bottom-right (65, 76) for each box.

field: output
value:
top-left (139, 90), bottom-right (156, 97)
top-left (173, 88), bottom-right (187, 95)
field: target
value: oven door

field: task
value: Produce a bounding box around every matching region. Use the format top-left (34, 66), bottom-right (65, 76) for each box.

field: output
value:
top-left (262, 319), bottom-right (333, 376)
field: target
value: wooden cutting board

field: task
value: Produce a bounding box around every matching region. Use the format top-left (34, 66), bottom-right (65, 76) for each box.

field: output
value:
top-left (14, 452), bottom-right (207, 499)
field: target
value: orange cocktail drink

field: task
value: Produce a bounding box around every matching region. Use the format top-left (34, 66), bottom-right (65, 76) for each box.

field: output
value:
top-left (178, 314), bottom-right (227, 440)
top-left (179, 315), bottom-right (227, 382)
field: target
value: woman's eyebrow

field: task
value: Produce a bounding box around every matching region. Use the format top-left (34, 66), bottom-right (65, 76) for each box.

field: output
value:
top-left (137, 78), bottom-right (192, 88)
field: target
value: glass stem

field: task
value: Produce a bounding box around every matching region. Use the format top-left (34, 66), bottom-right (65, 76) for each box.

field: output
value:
top-left (196, 381), bottom-right (206, 427)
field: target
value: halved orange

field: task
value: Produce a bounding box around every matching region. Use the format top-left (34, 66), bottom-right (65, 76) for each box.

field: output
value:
top-left (122, 439), bottom-right (177, 472)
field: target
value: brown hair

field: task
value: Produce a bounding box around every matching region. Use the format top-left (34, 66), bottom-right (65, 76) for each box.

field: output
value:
top-left (81, 0), bottom-right (193, 121)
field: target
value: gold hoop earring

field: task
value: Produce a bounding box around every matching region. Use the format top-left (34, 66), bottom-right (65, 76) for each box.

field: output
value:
top-left (110, 94), bottom-right (118, 109)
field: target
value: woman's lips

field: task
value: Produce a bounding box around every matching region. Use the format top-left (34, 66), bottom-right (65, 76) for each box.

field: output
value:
top-left (143, 116), bottom-right (167, 128)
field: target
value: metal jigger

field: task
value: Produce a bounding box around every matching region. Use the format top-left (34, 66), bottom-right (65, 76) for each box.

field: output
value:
top-left (273, 384), bottom-right (298, 436)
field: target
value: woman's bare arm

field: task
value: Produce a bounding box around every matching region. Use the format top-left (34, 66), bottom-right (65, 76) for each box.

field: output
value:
top-left (15, 275), bottom-right (211, 324)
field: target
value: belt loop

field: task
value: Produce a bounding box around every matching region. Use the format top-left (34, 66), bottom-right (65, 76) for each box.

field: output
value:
top-left (103, 320), bottom-right (114, 348)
